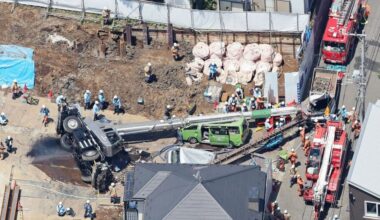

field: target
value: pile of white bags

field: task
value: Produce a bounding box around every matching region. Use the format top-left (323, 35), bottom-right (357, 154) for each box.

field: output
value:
top-left (209, 41), bottom-right (226, 58)
top-left (187, 41), bottom-right (283, 86)
top-left (192, 42), bottom-right (210, 59)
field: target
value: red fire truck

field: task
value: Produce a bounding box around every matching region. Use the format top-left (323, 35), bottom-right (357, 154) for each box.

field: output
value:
top-left (303, 121), bottom-right (347, 219)
top-left (322, 0), bottom-right (364, 64)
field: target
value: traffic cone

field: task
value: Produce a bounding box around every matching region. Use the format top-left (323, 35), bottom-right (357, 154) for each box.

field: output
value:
top-left (23, 84), bottom-right (28, 94)
top-left (48, 89), bottom-right (53, 101)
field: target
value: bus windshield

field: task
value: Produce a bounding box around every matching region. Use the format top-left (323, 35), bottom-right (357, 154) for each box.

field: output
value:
top-left (324, 41), bottom-right (345, 52)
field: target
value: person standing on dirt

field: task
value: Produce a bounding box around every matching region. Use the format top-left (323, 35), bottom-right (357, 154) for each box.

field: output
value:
top-left (164, 105), bottom-right (173, 120)
top-left (208, 62), bottom-right (218, 80)
top-left (98, 90), bottom-right (106, 110)
top-left (171, 43), bottom-right (180, 61)
top-left (11, 80), bottom-right (20, 100)
top-left (5, 136), bottom-right (13, 154)
top-left (84, 200), bottom-right (93, 219)
top-left (93, 101), bottom-right (101, 121)
top-left (0, 112), bottom-right (8, 126)
top-left (56, 201), bottom-right (66, 217)
top-left (144, 63), bottom-right (153, 83)
top-left (56, 94), bottom-right (65, 112)
top-left (40, 105), bottom-right (50, 127)
top-left (0, 140), bottom-right (6, 160)
top-left (109, 182), bottom-right (118, 204)
top-left (112, 95), bottom-right (122, 115)
top-left (102, 7), bottom-right (111, 25)
top-left (84, 90), bottom-right (91, 110)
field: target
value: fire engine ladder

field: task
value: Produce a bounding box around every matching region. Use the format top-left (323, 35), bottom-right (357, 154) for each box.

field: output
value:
top-left (338, 0), bottom-right (360, 25)
top-left (313, 126), bottom-right (336, 210)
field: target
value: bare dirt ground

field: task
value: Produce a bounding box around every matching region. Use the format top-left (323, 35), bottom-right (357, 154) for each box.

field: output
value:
top-left (0, 3), bottom-right (298, 119)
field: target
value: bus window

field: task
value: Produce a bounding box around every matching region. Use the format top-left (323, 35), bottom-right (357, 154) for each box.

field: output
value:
top-left (228, 126), bottom-right (240, 134)
top-left (210, 127), bottom-right (228, 135)
top-left (184, 125), bottom-right (198, 130)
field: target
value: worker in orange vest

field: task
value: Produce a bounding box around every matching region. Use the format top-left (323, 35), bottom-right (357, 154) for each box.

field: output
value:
top-left (303, 136), bottom-right (311, 156)
top-left (288, 148), bottom-right (298, 165)
top-left (297, 175), bottom-right (304, 196)
top-left (299, 126), bottom-right (306, 144)
top-left (352, 120), bottom-right (361, 139)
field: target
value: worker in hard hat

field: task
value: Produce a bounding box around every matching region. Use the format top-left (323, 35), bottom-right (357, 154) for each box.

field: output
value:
top-left (144, 62), bottom-right (154, 83)
top-left (0, 112), bottom-right (8, 126)
top-left (222, 102), bottom-right (229, 113)
top-left (297, 175), bottom-right (304, 196)
top-left (348, 107), bottom-right (357, 123)
top-left (278, 116), bottom-right (285, 128)
top-left (93, 101), bottom-right (101, 121)
top-left (299, 126), bottom-right (306, 144)
top-left (40, 105), bottom-right (50, 127)
top-left (84, 90), bottom-right (92, 110)
top-left (56, 201), bottom-right (66, 217)
top-left (235, 86), bottom-right (244, 100)
top-left (84, 200), bottom-right (93, 218)
top-left (112, 95), bottom-right (122, 115)
top-left (5, 136), bottom-right (13, 153)
top-left (284, 209), bottom-right (291, 220)
top-left (264, 118), bottom-right (272, 131)
top-left (98, 90), bottom-right (106, 110)
top-left (164, 105), bottom-right (173, 120)
top-left (280, 101), bottom-right (286, 108)
top-left (361, 3), bottom-right (370, 25)
top-left (338, 105), bottom-right (348, 123)
top-left (208, 62), bottom-right (218, 80)
top-left (109, 182), bottom-right (118, 204)
top-left (288, 148), bottom-right (298, 165)
top-left (241, 103), bottom-right (248, 112)
top-left (228, 94), bottom-right (238, 106)
top-left (289, 164), bottom-right (297, 187)
top-left (102, 6), bottom-right (111, 25)
top-left (171, 43), bottom-right (180, 61)
top-left (314, 119), bottom-right (322, 129)
top-left (11, 79), bottom-right (20, 100)
top-left (253, 87), bottom-right (262, 98)
top-left (303, 136), bottom-right (311, 156)
top-left (352, 120), bottom-right (361, 139)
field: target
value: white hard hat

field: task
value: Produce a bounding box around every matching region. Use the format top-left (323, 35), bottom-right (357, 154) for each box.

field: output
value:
top-left (166, 105), bottom-right (171, 109)
top-left (86, 200), bottom-right (90, 203)
top-left (291, 148), bottom-right (295, 152)
top-left (173, 42), bottom-right (178, 46)
top-left (99, 90), bottom-right (104, 93)
top-left (255, 87), bottom-right (259, 91)
top-left (342, 105), bottom-right (345, 108)
top-left (1, 112), bottom-right (4, 116)
top-left (299, 126), bottom-right (303, 130)
top-left (232, 94), bottom-right (235, 97)
top-left (334, 214), bottom-right (338, 218)
top-left (277, 206), bottom-right (281, 210)
top-left (66, 208), bottom-right (70, 211)
top-left (103, 6), bottom-right (108, 10)
top-left (86, 90), bottom-right (90, 93)
top-left (268, 103), bottom-right (272, 106)
top-left (314, 119), bottom-right (318, 123)
top-left (42, 105), bottom-right (45, 108)
top-left (13, 79), bottom-right (17, 83)
top-left (147, 62), bottom-right (152, 66)
top-left (95, 101), bottom-right (99, 104)
top-left (111, 182), bottom-right (115, 187)
top-left (281, 101), bottom-right (285, 104)
top-left (352, 107), bottom-right (355, 110)
top-left (354, 120), bottom-right (358, 124)
top-left (306, 136), bottom-right (309, 140)
top-left (7, 136), bottom-right (10, 139)
top-left (59, 201), bottom-right (62, 205)
top-left (224, 102), bottom-right (228, 105)
top-left (291, 164), bottom-right (295, 169)
top-left (114, 95), bottom-right (118, 99)
top-left (275, 122), bottom-right (279, 125)
top-left (297, 174), bottom-right (301, 178)
top-left (284, 210), bottom-right (288, 214)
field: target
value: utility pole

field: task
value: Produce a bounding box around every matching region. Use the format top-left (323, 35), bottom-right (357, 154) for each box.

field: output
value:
top-left (348, 32), bottom-right (367, 121)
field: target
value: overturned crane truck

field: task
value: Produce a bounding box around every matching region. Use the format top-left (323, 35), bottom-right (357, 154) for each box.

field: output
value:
top-left (56, 104), bottom-right (300, 191)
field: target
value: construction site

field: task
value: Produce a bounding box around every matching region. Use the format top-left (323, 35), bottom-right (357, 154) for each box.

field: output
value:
top-left (0, 0), bottom-right (379, 219)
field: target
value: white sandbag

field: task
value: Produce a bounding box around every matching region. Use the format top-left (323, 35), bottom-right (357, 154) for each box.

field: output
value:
top-left (223, 59), bottom-right (240, 72)
top-left (256, 61), bottom-right (272, 74)
top-left (192, 42), bottom-right (210, 60)
top-left (226, 42), bottom-right (244, 60)
top-left (237, 71), bottom-right (253, 85)
top-left (187, 57), bottom-right (205, 73)
top-left (203, 57), bottom-right (223, 76)
top-left (225, 70), bottom-right (239, 86)
top-left (273, 52), bottom-right (283, 67)
top-left (254, 71), bottom-right (265, 87)
top-left (216, 69), bottom-right (228, 84)
top-left (272, 66), bottom-right (280, 73)
top-left (243, 43), bottom-right (261, 61)
top-left (259, 44), bottom-right (274, 63)
top-left (186, 76), bottom-right (193, 86)
top-left (210, 54), bottom-right (221, 60)
top-left (239, 59), bottom-right (256, 74)
top-left (209, 41), bottom-right (226, 58)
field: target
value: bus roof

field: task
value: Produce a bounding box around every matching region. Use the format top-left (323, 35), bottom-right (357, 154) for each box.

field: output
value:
top-left (193, 117), bottom-right (246, 127)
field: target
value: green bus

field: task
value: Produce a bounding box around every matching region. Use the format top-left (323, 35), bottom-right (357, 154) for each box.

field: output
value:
top-left (179, 117), bottom-right (250, 148)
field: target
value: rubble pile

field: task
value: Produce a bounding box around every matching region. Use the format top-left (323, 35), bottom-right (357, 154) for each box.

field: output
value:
top-left (187, 42), bottom-right (284, 86)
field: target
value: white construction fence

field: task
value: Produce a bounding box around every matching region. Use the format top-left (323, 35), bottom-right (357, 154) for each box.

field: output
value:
top-left (0, 0), bottom-right (310, 32)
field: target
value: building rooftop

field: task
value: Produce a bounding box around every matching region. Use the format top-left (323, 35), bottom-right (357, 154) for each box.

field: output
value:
top-left (124, 163), bottom-right (268, 220)
top-left (347, 100), bottom-right (380, 198)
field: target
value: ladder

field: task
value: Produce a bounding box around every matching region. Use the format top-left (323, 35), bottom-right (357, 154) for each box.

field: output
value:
top-left (338, 0), bottom-right (353, 25)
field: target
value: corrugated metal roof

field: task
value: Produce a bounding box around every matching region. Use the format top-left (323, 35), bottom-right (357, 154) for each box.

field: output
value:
top-left (348, 100), bottom-right (380, 199)
top-left (134, 171), bottom-right (171, 198)
top-left (163, 183), bottom-right (232, 220)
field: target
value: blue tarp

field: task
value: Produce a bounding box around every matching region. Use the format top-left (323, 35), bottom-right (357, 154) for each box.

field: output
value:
top-left (0, 45), bottom-right (35, 89)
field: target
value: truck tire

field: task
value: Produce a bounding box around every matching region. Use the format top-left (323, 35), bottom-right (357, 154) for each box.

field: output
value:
top-left (63, 116), bottom-right (82, 133)
top-left (81, 150), bottom-right (100, 161)
top-left (60, 133), bottom-right (73, 151)
top-left (189, 137), bottom-right (197, 144)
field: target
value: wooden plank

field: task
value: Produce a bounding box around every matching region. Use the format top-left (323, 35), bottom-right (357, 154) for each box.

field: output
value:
top-left (9, 186), bottom-right (20, 220)
top-left (0, 186), bottom-right (10, 220)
